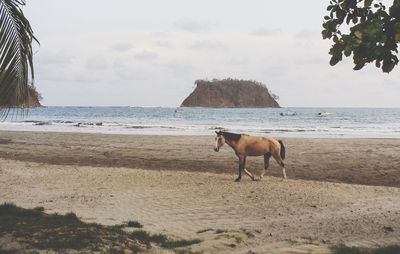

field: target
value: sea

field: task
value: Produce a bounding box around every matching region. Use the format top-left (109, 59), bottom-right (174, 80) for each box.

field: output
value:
top-left (0, 107), bottom-right (399, 138)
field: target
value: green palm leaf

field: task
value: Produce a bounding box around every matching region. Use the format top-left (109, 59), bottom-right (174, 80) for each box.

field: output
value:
top-left (0, 0), bottom-right (38, 114)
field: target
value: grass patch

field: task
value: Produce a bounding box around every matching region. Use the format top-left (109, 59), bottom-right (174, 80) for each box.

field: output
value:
top-left (174, 250), bottom-right (203, 254)
top-left (131, 230), bottom-right (201, 249)
top-left (244, 231), bottom-right (255, 238)
top-left (332, 244), bottom-right (400, 254)
top-left (0, 203), bottom-right (201, 253)
top-left (126, 220), bottom-right (143, 228)
top-left (0, 248), bottom-right (17, 254)
top-left (0, 203), bottom-right (143, 253)
top-left (161, 239), bottom-right (202, 249)
top-left (33, 206), bottom-right (45, 212)
top-left (239, 228), bottom-right (255, 239)
top-left (196, 228), bottom-right (214, 234)
top-left (215, 229), bottom-right (228, 234)
top-left (234, 236), bottom-right (244, 243)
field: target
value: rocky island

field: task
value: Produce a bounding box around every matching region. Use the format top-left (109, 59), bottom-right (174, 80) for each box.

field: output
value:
top-left (12, 86), bottom-right (42, 108)
top-left (181, 78), bottom-right (280, 108)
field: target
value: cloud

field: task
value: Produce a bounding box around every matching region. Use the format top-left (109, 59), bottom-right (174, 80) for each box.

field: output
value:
top-left (36, 65), bottom-right (101, 83)
top-left (150, 32), bottom-right (170, 38)
top-left (294, 30), bottom-right (318, 39)
top-left (250, 28), bottom-right (281, 37)
top-left (70, 71), bottom-right (102, 82)
top-left (86, 56), bottom-right (108, 70)
top-left (36, 50), bottom-right (72, 65)
top-left (191, 40), bottom-right (229, 50)
top-left (134, 50), bottom-right (158, 61)
top-left (175, 20), bottom-right (213, 33)
top-left (294, 56), bottom-right (326, 65)
top-left (111, 43), bottom-right (134, 52)
top-left (154, 40), bottom-right (174, 48)
top-left (165, 60), bottom-right (194, 75)
top-left (112, 60), bottom-right (147, 80)
top-left (227, 58), bottom-right (249, 66)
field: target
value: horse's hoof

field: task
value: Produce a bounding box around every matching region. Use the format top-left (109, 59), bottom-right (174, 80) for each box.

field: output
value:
top-left (234, 178), bottom-right (241, 182)
top-left (253, 178), bottom-right (261, 181)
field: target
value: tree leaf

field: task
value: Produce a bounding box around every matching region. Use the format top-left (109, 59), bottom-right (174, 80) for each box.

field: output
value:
top-left (354, 30), bottom-right (363, 39)
top-left (0, 0), bottom-right (39, 110)
top-left (364, 0), bottom-right (373, 8)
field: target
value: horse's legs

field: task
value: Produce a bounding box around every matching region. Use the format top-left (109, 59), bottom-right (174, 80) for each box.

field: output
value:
top-left (260, 153), bottom-right (271, 179)
top-left (235, 156), bottom-right (245, 182)
top-left (236, 156), bottom-right (255, 181)
top-left (243, 167), bottom-right (255, 181)
top-left (272, 151), bottom-right (287, 179)
top-left (242, 157), bottom-right (256, 181)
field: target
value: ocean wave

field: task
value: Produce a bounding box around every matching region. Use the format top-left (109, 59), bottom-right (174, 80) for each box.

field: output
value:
top-left (259, 128), bottom-right (318, 133)
top-left (74, 122), bottom-right (103, 127)
top-left (22, 120), bottom-right (53, 126)
top-left (35, 121), bottom-right (52, 126)
top-left (125, 126), bottom-right (152, 129)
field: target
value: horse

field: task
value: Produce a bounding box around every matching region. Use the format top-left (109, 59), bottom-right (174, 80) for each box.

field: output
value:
top-left (214, 131), bottom-right (287, 182)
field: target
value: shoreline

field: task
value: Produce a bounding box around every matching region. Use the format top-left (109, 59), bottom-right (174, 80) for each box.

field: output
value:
top-left (1, 126), bottom-right (400, 139)
top-left (1, 127), bottom-right (400, 139)
top-left (0, 130), bottom-right (399, 187)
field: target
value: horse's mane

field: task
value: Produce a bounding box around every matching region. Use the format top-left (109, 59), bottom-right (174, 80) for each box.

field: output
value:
top-left (222, 132), bottom-right (242, 141)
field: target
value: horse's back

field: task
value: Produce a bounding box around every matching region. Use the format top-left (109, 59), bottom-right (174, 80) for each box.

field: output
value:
top-left (241, 135), bottom-right (279, 156)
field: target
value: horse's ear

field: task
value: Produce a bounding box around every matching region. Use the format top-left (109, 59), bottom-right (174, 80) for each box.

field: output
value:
top-left (215, 131), bottom-right (219, 135)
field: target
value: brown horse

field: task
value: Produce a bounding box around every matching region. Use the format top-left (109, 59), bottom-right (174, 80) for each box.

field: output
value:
top-left (214, 131), bottom-right (287, 182)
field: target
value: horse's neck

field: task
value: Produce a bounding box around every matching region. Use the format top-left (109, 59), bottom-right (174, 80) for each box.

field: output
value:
top-left (226, 139), bottom-right (238, 150)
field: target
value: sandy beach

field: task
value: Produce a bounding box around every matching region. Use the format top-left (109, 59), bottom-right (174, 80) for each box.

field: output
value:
top-left (1, 130), bottom-right (400, 253)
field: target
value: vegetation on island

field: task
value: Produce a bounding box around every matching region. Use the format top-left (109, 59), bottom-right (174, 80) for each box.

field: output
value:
top-left (181, 78), bottom-right (280, 108)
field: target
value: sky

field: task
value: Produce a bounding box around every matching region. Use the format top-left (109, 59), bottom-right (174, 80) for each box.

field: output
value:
top-left (24, 0), bottom-right (400, 107)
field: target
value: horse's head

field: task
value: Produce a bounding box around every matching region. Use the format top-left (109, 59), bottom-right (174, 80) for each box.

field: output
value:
top-left (214, 131), bottom-right (225, 152)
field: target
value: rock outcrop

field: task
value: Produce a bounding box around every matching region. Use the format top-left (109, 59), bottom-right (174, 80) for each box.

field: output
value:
top-left (181, 79), bottom-right (280, 108)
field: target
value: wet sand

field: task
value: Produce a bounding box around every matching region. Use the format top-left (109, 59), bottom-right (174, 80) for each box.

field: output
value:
top-left (0, 131), bottom-right (399, 187)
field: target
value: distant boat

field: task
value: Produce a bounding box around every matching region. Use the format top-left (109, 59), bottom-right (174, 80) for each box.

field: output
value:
top-left (318, 111), bottom-right (331, 117)
top-left (280, 111), bottom-right (297, 116)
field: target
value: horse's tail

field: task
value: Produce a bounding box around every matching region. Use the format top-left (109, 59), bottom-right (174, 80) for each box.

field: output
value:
top-left (278, 140), bottom-right (286, 160)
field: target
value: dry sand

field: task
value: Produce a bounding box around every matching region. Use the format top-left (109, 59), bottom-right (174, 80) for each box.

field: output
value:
top-left (0, 131), bottom-right (400, 253)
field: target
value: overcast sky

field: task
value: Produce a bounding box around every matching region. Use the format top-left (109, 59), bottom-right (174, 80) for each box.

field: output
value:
top-left (24, 0), bottom-right (400, 107)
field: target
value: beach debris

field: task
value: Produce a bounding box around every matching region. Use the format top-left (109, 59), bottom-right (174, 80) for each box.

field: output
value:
top-left (226, 243), bottom-right (236, 248)
top-left (383, 226), bottom-right (394, 232)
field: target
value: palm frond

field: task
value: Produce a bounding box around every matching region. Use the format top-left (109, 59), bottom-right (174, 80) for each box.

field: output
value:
top-left (0, 0), bottom-right (38, 112)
